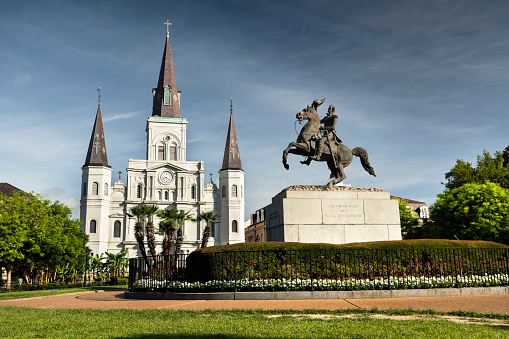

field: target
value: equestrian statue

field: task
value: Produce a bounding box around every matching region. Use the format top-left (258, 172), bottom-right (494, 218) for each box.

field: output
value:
top-left (282, 98), bottom-right (376, 186)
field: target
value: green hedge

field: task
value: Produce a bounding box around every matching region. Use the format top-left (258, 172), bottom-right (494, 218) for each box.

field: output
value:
top-left (186, 240), bottom-right (509, 283)
top-left (197, 240), bottom-right (507, 253)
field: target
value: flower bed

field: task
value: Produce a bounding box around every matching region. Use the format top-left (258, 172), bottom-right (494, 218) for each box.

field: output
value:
top-left (131, 273), bottom-right (509, 292)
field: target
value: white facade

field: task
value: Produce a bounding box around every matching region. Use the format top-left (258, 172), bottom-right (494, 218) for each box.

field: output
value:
top-left (80, 115), bottom-right (244, 259)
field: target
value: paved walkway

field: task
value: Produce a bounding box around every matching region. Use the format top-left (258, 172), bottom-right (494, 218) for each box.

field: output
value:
top-left (1, 290), bottom-right (509, 314)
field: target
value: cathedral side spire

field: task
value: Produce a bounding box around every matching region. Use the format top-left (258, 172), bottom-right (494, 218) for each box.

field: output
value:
top-left (152, 20), bottom-right (181, 118)
top-left (84, 104), bottom-right (109, 167)
top-left (221, 98), bottom-right (242, 170)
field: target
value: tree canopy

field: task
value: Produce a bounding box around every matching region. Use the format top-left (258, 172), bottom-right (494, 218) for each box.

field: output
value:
top-left (430, 181), bottom-right (509, 245)
top-left (0, 192), bottom-right (88, 283)
top-left (444, 148), bottom-right (509, 190)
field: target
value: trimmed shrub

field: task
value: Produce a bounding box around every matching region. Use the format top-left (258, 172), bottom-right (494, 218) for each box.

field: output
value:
top-left (186, 240), bottom-right (508, 283)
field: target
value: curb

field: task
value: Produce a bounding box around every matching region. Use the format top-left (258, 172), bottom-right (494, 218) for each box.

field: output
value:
top-left (124, 286), bottom-right (509, 300)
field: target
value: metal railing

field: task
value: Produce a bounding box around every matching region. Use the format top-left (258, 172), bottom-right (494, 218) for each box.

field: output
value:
top-left (128, 248), bottom-right (509, 292)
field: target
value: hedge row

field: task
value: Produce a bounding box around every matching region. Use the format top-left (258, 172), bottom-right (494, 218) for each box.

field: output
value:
top-left (186, 240), bottom-right (508, 283)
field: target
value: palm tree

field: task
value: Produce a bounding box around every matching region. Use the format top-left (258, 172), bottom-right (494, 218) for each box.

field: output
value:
top-left (144, 204), bottom-right (159, 258)
top-left (157, 208), bottom-right (179, 257)
top-left (196, 211), bottom-right (219, 249)
top-left (130, 204), bottom-right (148, 263)
top-left (174, 209), bottom-right (194, 266)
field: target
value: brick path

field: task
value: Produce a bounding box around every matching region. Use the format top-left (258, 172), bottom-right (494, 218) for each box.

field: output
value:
top-left (1, 290), bottom-right (508, 314)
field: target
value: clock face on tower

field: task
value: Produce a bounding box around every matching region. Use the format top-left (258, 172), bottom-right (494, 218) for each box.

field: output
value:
top-left (159, 171), bottom-right (174, 184)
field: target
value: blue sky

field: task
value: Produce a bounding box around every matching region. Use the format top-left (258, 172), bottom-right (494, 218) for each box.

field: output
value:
top-left (1, 0), bottom-right (509, 219)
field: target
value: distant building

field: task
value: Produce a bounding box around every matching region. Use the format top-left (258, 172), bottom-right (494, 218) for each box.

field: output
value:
top-left (0, 183), bottom-right (23, 197)
top-left (392, 196), bottom-right (430, 219)
top-left (245, 208), bottom-right (266, 242)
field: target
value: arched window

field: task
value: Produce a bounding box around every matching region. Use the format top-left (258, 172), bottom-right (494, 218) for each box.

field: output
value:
top-left (231, 185), bottom-right (238, 198)
top-left (137, 185), bottom-right (142, 199)
top-left (90, 220), bottom-right (97, 233)
top-left (241, 186), bottom-right (243, 198)
top-left (92, 182), bottom-right (99, 195)
top-left (222, 185), bottom-right (226, 198)
top-left (231, 220), bottom-right (238, 233)
top-left (191, 185), bottom-right (196, 199)
top-left (82, 182), bottom-right (87, 197)
top-left (169, 145), bottom-right (177, 161)
top-left (158, 190), bottom-right (162, 201)
top-left (164, 191), bottom-right (169, 200)
top-left (210, 222), bottom-right (215, 237)
top-left (113, 220), bottom-right (121, 238)
top-left (158, 145), bottom-right (165, 160)
top-left (104, 183), bottom-right (108, 196)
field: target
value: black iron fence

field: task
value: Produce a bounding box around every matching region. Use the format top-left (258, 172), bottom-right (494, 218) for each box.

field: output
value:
top-left (128, 248), bottom-right (509, 292)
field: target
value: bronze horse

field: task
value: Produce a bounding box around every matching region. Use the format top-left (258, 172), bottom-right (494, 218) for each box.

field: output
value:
top-left (282, 104), bottom-right (376, 186)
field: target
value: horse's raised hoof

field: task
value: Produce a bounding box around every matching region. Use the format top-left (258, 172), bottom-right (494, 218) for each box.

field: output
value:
top-left (284, 163), bottom-right (289, 170)
top-left (300, 159), bottom-right (311, 166)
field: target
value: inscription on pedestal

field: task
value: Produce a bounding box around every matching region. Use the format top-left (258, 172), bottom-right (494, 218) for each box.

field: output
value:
top-left (322, 199), bottom-right (364, 224)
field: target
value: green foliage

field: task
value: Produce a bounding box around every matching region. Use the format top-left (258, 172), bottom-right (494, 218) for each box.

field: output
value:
top-left (0, 192), bottom-right (88, 283)
top-left (444, 148), bottom-right (509, 190)
top-left (186, 240), bottom-right (507, 284)
top-left (157, 208), bottom-right (180, 257)
top-left (392, 197), bottom-right (420, 239)
top-left (196, 239), bottom-right (506, 253)
top-left (104, 250), bottom-right (129, 278)
top-left (430, 181), bottom-right (509, 245)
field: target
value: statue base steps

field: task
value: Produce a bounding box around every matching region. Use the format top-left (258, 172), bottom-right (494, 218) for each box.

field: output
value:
top-left (265, 185), bottom-right (402, 244)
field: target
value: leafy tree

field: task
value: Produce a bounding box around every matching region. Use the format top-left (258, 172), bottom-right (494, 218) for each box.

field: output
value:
top-left (0, 192), bottom-right (87, 286)
top-left (195, 211), bottom-right (219, 249)
top-left (444, 148), bottom-right (509, 190)
top-left (430, 181), bottom-right (509, 245)
top-left (0, 192), bottom-right (29, 289)
top-left (503, 145), bottom-right (509, 168)
top-left (392, 198), bottom-right (420, 239)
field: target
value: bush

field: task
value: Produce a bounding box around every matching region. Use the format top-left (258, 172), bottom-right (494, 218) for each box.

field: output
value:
top-left (186, 240), bottom-right (508, 283)
top-left (116, 278), bottom-right (128, 285)
top-left (430, 182), bottom-right (509, 245)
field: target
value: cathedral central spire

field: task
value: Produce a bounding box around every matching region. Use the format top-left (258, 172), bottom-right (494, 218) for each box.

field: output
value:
top-left (152, 20), bottom-right (181, 118)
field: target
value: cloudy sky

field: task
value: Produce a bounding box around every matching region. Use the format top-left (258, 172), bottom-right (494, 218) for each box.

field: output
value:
top-left (1, 0), bottom-right (509, 219)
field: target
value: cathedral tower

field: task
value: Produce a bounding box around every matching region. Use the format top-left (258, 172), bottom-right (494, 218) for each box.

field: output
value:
top-left (218, 99), bottom-right (245, 244)
top-left (80, 103), bottom-right (112, 256)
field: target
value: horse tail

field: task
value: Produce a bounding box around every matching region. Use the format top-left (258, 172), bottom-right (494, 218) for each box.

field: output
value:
top-left (352, 147), bottom-right (376, 177)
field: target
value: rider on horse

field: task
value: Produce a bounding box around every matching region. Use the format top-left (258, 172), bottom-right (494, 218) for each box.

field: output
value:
top-left (312, 104), bottom-right (342, 161)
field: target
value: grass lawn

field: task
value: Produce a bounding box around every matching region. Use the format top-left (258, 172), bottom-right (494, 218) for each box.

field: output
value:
top-left (0, 285), bottom-right (127, 301)
top-left (0, 308), bottom-right (508, 338)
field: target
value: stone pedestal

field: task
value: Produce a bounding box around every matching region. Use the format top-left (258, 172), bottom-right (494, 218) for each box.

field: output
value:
top-left (265, 186), bottom-right (402, 244)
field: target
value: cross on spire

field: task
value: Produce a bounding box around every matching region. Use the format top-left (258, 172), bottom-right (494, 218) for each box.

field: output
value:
top-left (118, 170), bottom-right (122, 180)
top-left (93, 139), bottom-right (101, 155)
top-left (209, 173), bottom-right (213, 183)
top-left (97, 87), bottom-right (101, 106)
top-left (164, 19), bottom-right (172, 37)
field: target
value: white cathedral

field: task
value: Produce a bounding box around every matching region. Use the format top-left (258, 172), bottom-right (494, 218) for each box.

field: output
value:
top-left (80, 28), bottom-right (245, 258)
